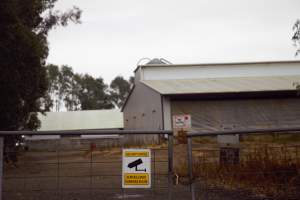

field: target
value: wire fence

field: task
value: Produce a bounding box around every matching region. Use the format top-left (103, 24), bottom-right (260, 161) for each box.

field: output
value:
top-left (3, 128), bottom-right (300, 200)
top-left (187, 127), bottom-right (300, 200)
top-left (0, 130), bottom-right (174, 200)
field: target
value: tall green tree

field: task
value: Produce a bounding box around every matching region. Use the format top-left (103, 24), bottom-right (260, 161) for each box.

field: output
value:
top-left (109, 76), bottom-right (131, 108)
top-left (0, 0), bottom-right (81, 131)
top-left (46, 65), bottom-right (113, 111)
top-left (45, 64), bottom-right (60, 111)
top-left (77, 74), bottom-right (114, 110)
top-left (62, 67), bottom-right (81, 111)
top-left (292, 20), bottom-right (300, 93)
top-left (292, 19), bottom-right (300, 56)
top-left (46, 64), bottom-right (80, 111)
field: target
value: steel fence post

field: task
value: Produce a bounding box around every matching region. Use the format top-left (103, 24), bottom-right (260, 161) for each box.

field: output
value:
top-left (90, 143), bottom-right (93, 200)
top-left (187, 136), bottom-right (196, 200)
top-left (153, 148), bottom-right (156, 198)
top-left (0, 137), bottom-right (3, 200)
top-left (168, 133), bottom-right (173, 200)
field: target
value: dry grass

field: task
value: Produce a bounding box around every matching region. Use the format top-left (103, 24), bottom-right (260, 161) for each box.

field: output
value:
top-left (240, 132), bottom-right (300, 144)
top-left (192, 144), bottom-right (300, 199)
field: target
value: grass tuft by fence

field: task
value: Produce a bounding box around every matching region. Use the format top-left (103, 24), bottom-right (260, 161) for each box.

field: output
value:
top-left (192, 143), bottom-right (300, 199)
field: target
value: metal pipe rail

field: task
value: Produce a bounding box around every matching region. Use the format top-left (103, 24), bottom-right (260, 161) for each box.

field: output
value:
top-left (187, 126), bottom-right (300, 137)
top-left (187, 126), bottom-right (300, 200)
top-left (0, 130), bottom-right (173, 136)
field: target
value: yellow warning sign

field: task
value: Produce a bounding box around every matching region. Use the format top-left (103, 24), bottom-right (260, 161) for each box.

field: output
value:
top-left (125, 151), bottom-right (149, 157)
top-left (122, 149), bottom-right (151, 188)
top-left (124, 173), bottom-right (149, 185)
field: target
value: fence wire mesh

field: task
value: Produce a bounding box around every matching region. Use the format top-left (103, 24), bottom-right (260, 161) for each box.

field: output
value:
top-left (2, 133), bottom-right (172, 200)
top-left (188, 132), bottom-right (300, 200)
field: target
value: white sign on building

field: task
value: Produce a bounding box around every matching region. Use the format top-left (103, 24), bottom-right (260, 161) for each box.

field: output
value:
top-left (122, 149), bottom-right (151, 188)
top-left (173, 114), bottom-right (192, 130)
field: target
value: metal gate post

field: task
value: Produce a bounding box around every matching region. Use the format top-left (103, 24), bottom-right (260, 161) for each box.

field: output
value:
top-left (168, 133), bottom-right (173, 200)
top-left (187, 136), bottom-right (196, 200)
top-left (0, 137), bottom-right (4, 200)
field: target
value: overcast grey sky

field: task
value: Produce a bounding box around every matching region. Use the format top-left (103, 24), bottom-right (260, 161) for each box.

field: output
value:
top-left (47, 0), bottom-right (300, 82)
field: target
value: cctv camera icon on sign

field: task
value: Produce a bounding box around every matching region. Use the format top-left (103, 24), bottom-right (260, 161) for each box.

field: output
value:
top-left (127, 158), bottom-right (146, 172)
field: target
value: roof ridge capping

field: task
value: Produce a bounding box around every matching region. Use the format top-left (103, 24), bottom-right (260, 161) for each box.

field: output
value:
top-left (139, 60), bottom-right (300, 67)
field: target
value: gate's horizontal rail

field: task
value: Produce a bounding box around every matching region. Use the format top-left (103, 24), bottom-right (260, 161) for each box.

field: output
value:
top-left (4, 172), bottom-right (170, 179)
top-left (0, 130), bottom-right (173, 136)
top-left (187, 126), bottom-right (300, 137)
top-left (2, 160), bottom-right (169, 165)
top-left (4, 186), bottom-right (171, 193)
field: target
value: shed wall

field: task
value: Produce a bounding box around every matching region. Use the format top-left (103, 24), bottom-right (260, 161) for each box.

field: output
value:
top-left (171, 98), bottom-right (300, 132)
top-left (162, 97), bottom-right (172, 130)
top-left (123, 82), bottom-right (163, 143)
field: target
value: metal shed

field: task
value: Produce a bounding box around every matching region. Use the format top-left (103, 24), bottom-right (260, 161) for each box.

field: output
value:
top-left (122, 60), bottom-right (300, 139)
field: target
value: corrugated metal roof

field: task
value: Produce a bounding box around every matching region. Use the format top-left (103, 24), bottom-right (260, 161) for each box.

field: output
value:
top-left (38, 110), bottom-right (123, 131)
top-left (141, 75), bottom-right (300, 94)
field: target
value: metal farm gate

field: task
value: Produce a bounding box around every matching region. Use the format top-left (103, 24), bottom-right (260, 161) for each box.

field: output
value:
top-left (0, 130), bottom-right (176, 200)
top-left (187, 127), bottom-right (300, 200)
top-left (3, 127), bottom-right (300, 200)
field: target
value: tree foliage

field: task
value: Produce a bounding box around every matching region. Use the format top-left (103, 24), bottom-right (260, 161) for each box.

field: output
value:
top-left (110, 76), bottom-right (131, 108)
top-left (0, 0), bottom-right (81, 131)
top-left (45, 64), bottom-right (80, 111)
top-left (78, 75), bottom-right (113, 110)
top-left (46, 65), bottom-right (116, 111)
top-left (45, 65), bottom-right (133, 111)
top-left (292, 20), bottom-right (300, 93)
top-left (292, 19), bottom-right (300, 56)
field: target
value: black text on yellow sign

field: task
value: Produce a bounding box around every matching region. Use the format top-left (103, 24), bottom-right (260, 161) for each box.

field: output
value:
top-left (124, 173), bottom-right (149, 185)
top-left (125, 151), bottom-right (149, 157)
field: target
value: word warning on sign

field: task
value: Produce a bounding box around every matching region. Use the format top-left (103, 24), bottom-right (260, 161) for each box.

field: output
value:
top-left (122, 149), bottom-right (151, 188)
